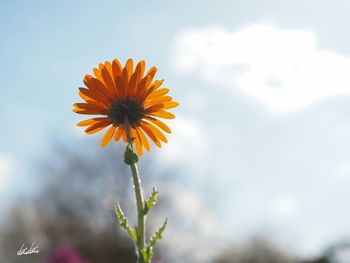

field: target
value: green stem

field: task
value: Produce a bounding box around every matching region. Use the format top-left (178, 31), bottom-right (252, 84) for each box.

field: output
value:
top-left (126, 128), bottom-right (145, 262)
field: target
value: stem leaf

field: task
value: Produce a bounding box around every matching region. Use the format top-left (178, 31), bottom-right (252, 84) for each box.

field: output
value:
top-left (150, 218), bottom-right (168, 248)
top-left (114, 203), bottom-right (137, 241)
top-left (141, 246), bottom-right (153, 263)
top-left (144, 187), bottom-right (159, 215)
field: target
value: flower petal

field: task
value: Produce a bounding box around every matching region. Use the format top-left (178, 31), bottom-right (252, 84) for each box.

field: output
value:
top-left (112, 59), bottom-right (123, 80)
top-left (115, 75), bottom-right (125, 99)
top-left (146, 88), bottom-right (169, 100)
top-left (143, 79), bottom-right (164, 99)
top-left (77, 117), bottom-right (109, 127)
top-left (84, 75), bottom-right (114, 102)
top-left (121, 129), bottom-right (127, 142)
top-left (135, 61), bottom-right (145, 83)
top-left (79, 87), bottom-right (110, 107)
top-left (150, 110), bottom-right (175, 119)
top-left (145, 96), bottom-right (173, 107)
top-left (73, 103), bottom-right (107, 111)
top-left (129, 60), bottom-right (145, 97)
top-left (85, 121), bottom-right (111, 134)
top-left (128, 72), bottom-right (138, 97)
top-left (136, 128), bottom-right (150, 151)
top-left (101, 67), bottom-right (118, 97)
top-left (125, 58), bottom-right (134, 76)
top-left (142, 121), bottom-right (168, 143)
top-left (114, 127), bottom-right (123, 141)
top-left (93, 65), bottom-right (104, 83)
top-left (73, 103), bottom-right (108, 115)
top-left (90, 77), bottom-right (114, 99)
top-left (73, 108), bottom-right (107, 115)
top-left (144, 116), bottom-right (171, 133)
top-left (140, 123), bottom-right (161, 147)
top-left (101, 126), bottom-right (116, 147)
top-left (121, 67), bottom-right (130, 96)
top-left (162, 101), bottom-right (179, 109)
top-left (145, 66), bottom-right (157, 85)
top-left (136, 75), bottom-right (152, 99)
top-left (131, 128), bottom-right (142, 156)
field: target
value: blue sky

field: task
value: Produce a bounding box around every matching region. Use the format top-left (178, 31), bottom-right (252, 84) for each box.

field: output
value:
top-left (2, 0), bottom-right (350, 261)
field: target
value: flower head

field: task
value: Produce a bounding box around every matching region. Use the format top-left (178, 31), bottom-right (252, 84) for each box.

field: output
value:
top-left (73, 59), bottom-right (178, 155)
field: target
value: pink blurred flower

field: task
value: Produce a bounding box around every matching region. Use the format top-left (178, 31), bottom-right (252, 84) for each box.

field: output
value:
top-left (41, 246), bottom-right (91, 263)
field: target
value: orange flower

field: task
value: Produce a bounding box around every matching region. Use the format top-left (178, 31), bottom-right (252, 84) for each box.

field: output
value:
top-left (73, 58), bottom-right (179, 156)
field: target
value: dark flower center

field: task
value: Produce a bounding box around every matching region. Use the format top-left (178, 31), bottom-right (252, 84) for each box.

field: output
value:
top-left (108, 98), bottom-right (144, 127)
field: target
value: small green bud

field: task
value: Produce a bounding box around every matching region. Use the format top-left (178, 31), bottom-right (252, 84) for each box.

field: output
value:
top-left (124, 143), bottom-right (138, 165)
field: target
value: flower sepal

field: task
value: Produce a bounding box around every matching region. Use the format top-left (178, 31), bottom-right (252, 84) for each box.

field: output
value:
top-left (124, 143), bottom-right (139, 165)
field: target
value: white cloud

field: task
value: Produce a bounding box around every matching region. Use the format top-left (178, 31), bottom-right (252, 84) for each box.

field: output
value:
top-left (335, 161), bottom-right (350, 178)
top-left (270, 196), bottom-right (298, 217)
top-left (157, 116), bottom-right (206, 165)
top-left (152, 182), bottom-right (219, 263)
top-left (171, 24), bottom-right (350, 112)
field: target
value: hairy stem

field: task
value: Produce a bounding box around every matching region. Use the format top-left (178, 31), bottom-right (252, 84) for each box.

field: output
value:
top-left (126, 128), bottom-right (145, 262)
